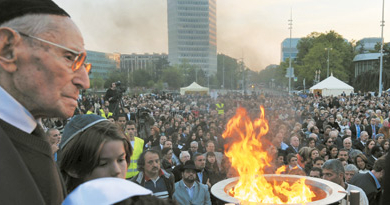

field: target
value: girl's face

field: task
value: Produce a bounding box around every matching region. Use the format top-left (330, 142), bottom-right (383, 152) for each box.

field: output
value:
top-left (377, 136), bottom-right (384, 144)
top-left (309, 140), bottom-right (315, 148)
top-left (356, 157), bottom-right (365, 170)
top-left (289, 157), bottom-right (298, 167)
top-left (311, 150), bottom-right (319, 160)
top-left (207, 155), bottom-right (216, 164)
top-left (384, 141), bottom-right (390, 150)
top-left (84, 140), bottom-right (127, 181)
top-left (331, 148), bottom-right (338, 157)
top-left (319, 148), bottom-right (327, 157)
top-left (368, 141), bottom-right (375, 149)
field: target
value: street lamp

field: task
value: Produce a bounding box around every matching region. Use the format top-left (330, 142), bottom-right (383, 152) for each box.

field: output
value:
top-left (325, 47), bottom-right (332, 78)
top-left (378, 0), bottom-right (385, 97)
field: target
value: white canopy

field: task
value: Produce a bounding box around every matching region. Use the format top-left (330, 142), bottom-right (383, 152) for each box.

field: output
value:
top-left (310, 75), bottom-right (354, 96)
top-left (180, 82), bottom-right (209, 95)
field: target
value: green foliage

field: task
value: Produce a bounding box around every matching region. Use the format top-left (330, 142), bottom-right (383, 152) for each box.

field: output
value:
top-left (217, 54), bottom-right (241, 89)
top-left (104, 70), bottom-right (129, 88)
top-left (161, 66), bottom-right (185, 89)
top-left (90, 76), bottom-right (105, 90)
top-left (133, 69), bottom-right (152, 87)
top-left (294, 30), bottom-right (355, 87)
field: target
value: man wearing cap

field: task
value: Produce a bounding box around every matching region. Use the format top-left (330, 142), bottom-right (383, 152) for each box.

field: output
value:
top-left (0, 0), bottom-right (90, 204)
top-left (173, 160), bottom-right (211, 205)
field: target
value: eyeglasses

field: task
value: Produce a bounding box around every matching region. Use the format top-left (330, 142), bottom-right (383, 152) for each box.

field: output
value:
top-left (17, 31), bottom-right (91, 73)
top-left (327, 140), bottom-right (333, 143)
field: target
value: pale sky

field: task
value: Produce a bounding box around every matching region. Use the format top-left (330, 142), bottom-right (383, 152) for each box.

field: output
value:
top-left (54, 0), bottom-right (389, 71)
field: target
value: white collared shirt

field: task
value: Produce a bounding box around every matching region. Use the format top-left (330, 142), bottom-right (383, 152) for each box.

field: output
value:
top-left (0, 86), bottom-right (37, 134)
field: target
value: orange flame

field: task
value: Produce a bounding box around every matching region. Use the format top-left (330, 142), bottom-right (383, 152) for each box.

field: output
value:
top-left (222, 106), bottom-right (316, 204)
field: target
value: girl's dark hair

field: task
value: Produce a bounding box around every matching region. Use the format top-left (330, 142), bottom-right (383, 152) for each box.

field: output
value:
top-left (205, 152), bottom-right (219, 173)
top-left (60, 121), bottom-right (131, 193)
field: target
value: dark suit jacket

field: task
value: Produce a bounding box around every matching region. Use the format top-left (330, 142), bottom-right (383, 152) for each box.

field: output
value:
top-left (350, 172), bottom-right (382, 205)
top-left (0, 120), bottom-right (65, 204)
top-left (367, 156), bottom-right (376, 170)
top-left (286, 145), bottom-right (300, 155)
top-left (354, 141), bottom-right (365, 152)
top-left (351, 124), bottom-right (364, 138)
top-left (366, 125), bottom-right (380, 139)
top-left (196, 168), bottom-right (216, 186)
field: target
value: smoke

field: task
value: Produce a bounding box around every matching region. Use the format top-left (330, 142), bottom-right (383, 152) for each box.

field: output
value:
top-left (54, 0), bottom-right (388, 72)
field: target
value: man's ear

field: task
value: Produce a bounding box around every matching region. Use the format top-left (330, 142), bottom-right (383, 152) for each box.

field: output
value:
top-left (0, 27), bottom-right (20, 72)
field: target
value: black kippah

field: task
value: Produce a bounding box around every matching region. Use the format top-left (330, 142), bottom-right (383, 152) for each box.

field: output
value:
top-left (0, 0), bottom-right (70, 25)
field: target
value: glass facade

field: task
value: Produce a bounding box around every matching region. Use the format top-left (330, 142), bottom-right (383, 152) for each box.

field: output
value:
top-left (167, 0), bottom-right (217, 74)
top-left (86, 50), bottom-right (120, 79)
top-left (120, 53), bottom-right (168, 72)
top-left (280, 38), bottom-right (300, 62)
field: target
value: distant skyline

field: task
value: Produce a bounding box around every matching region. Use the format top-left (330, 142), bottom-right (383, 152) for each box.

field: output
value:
top-left (54, 0), bottom-right (389, 71)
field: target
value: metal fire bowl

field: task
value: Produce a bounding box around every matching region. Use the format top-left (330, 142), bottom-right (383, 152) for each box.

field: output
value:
top-left (211, 174), bottom-right (346, 205)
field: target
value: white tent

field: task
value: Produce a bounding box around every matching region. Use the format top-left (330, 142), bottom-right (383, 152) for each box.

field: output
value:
top-left (310, 74), bottom-right (354, 96)
top-left (180, 82), bottom-right (209, 95)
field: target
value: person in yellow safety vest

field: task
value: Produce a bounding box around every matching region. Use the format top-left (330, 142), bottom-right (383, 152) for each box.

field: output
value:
top-left (215, 102), bottom-right (224, 115)
top-left (125, 121), bottom-right (144, 179)
top-left (100, 107), bottom-right (113, 119)
top-left (86, 104), bottom-right (95, 115)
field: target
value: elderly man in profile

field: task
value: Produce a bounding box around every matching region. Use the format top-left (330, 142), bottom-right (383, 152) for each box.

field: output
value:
top-left (0, 0), bottom-right (90, 204)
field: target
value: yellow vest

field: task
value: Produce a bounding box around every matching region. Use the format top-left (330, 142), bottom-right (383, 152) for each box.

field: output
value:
top-left (126, 137), bottom-right (144, 179)
top-left (99, 109), bottom-right (113, 119)
top-left (216, 103), bottom-right (224, 115)
top-left (86, 110), bottom-right (94, 115)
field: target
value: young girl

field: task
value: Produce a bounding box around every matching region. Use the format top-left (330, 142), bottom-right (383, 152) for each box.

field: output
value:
top-left (59, 115), bottom-right (132, 193)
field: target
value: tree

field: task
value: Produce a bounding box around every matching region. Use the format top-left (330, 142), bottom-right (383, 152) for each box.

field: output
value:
top-left (133, 69), bottom-right (152, 87)
top-left (161, 66), bottom-right (184, 89)
top-left (293, 30), bottom-right (355, 87)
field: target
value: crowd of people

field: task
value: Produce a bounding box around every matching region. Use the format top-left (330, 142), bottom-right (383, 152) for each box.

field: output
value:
top-left (43, 87), bottom-right (390, 204)
top-left (2, 0), bottom-right (390, 204)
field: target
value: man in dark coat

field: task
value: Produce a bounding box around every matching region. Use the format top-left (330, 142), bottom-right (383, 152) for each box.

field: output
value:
top-left (350, 158), bottom-right (386, 205)
top-left (0, 0), bottom-right (90, 204)
top-left (366, 117), bottom-right (380, 139)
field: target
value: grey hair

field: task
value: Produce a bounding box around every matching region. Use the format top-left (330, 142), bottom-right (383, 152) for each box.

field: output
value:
top-left (322, 159), bottom-right (345, 174)
top-left (179, 151), bottom-right (190, 159)
top-left (344, 164), bottom-right (358, 174)
top-left (1, 14), bottom-right (58, 36)
top-left (349, 149), bottom-right (362, 160)
top-left (190, 141), bottom-right (198, 146)
top-left (329, 130), bottom-right (338, 138)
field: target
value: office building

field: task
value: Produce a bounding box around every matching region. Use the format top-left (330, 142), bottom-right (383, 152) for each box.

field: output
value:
top-left (280, 38), bottom-right (300, 62)
top-left (167, 0), bottom-right (217, 74)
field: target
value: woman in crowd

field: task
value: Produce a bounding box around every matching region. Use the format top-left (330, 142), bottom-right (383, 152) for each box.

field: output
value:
top-left (205, 152), bottom-right (221, 177)
top-left (59, 115), bottom-right (132, 194)
top-left (328, 145), bottom-right (338, 159)
top-left (339, 119), bottom-right (350, 137)
top-left (381, 139), bottom-right (390, 154)
top-left (145, 126), bottom-right (160, 149)
top-left (376, 133), bottom-right (385, 146)
top-left (379, 120), bottom-right (390, 140)
top-left (364, 139), bottom-right (376, 156)
top-left (354, 153), bottom-right (370, 173)
top-left (161, 147), bottom-right (174, 172)
top-left (316, 144), bottom-right (329, 160)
